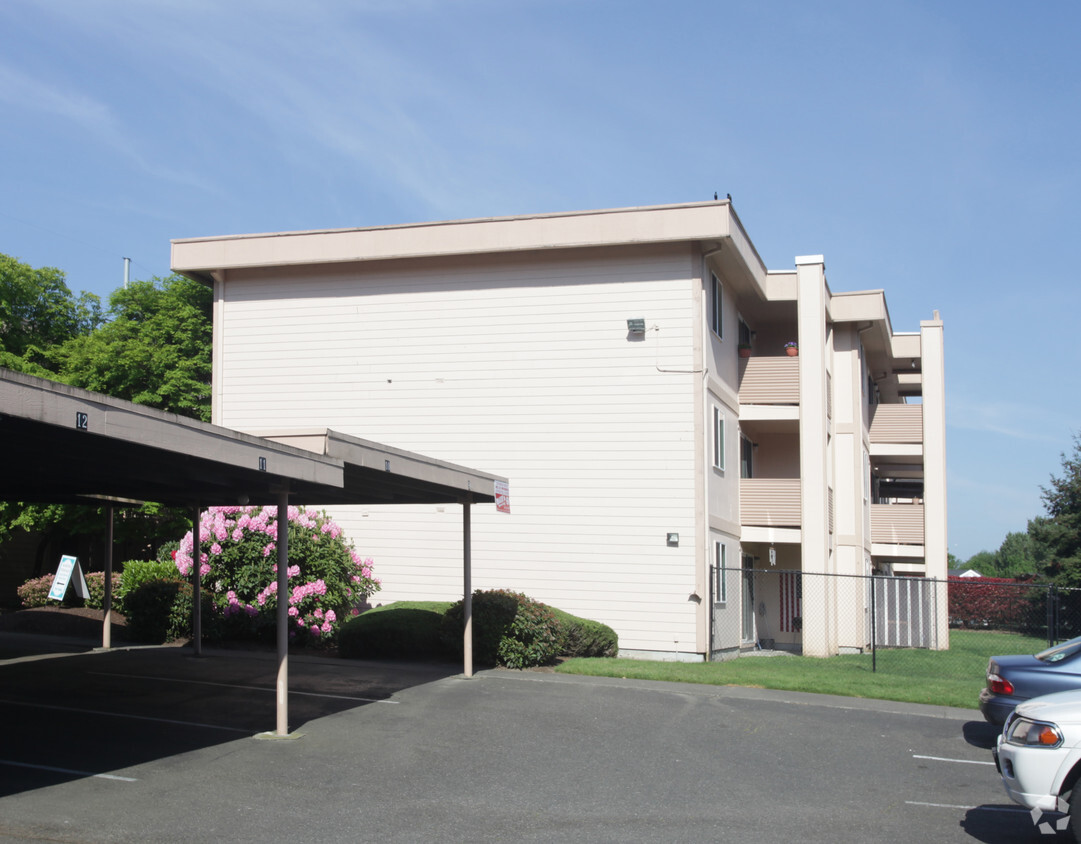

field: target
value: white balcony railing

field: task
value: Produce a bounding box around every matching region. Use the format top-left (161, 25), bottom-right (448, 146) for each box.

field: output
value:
top-left (741, 478), bottom-right (801, 528)
top-left (871, 503), bottom-right (925, 545)
top-left (739, 356), bottom-right (799, 405)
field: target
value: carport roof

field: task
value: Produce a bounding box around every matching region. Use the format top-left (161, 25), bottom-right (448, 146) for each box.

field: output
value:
top-left (0, 368), bottom-right (505, 508)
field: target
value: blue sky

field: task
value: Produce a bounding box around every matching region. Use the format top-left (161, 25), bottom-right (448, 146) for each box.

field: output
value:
top-left (2, 0), bottom-right (1078, 560)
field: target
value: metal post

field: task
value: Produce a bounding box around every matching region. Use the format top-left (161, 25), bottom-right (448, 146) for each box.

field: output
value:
top-left (463, 502), bottom-right (473, 678)
top-left (275, 490), bottom-right (290, 736)
top-left (102, 506), bottom-right (114, 649)
top-left (1048, 585), bottom-right (1055, 648)
top-left (192, 504), bottom-right (202, 657)
top-left (870, 574), bottom-right (877, 673)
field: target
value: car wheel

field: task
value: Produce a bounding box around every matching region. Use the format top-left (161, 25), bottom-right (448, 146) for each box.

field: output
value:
top-left (1070, 778), bottom-right (1081, 843)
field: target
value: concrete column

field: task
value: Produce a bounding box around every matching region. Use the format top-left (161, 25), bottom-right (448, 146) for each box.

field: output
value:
top-left (921, 312), bottom-right (948, 648)
top-left (795, 255), bottom-right (833, 657)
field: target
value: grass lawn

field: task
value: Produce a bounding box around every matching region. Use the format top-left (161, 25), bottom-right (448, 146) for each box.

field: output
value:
top-left (555, 629), bottom-right (1052, 710)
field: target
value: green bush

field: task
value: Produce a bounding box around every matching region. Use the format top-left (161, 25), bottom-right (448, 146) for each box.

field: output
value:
top-left (549, 607), bottom-right (619, 658)
top-left (497, 597), bottom-right (561, 669)
top-left (338, 601), bottom-right (453, 660)
top-left (117, 560), bottom-right (181, 612)
top-left (441, 590), bottom-right (561, 669)
top-left (84, 571), bottom-right (122, 611)
top-left (123, 578), bottom-right (191, 643)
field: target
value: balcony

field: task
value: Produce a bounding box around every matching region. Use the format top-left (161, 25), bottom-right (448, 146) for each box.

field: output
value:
top-left (871, 503), bottom-right (925, 546)
top-left (739, 356), bottom-right (799, 406)
top-left (741, 478), bottom-right (801, 528)
top-left (869, 404), bottom-right (923, 445)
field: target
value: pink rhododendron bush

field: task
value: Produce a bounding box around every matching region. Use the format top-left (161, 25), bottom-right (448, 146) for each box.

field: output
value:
top-left (175, 505), bottom-right (379, 644)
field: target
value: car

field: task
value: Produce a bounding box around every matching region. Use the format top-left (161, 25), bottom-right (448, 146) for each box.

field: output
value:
top-left (980, 636), bottom-right (1081, 726)
top-left (994, 688), bottom-right (1081, 840)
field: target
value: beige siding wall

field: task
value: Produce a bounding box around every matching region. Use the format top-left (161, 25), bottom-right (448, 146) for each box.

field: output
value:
top-left (215, 246), bottom-right (703, 654)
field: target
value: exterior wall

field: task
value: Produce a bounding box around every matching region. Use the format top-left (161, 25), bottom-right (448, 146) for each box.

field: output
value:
top-left (214, 244), bottom-right (706, 655)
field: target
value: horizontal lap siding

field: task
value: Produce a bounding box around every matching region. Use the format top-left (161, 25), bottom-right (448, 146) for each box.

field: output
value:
top-left (217, 247), bottom-right (700, 653)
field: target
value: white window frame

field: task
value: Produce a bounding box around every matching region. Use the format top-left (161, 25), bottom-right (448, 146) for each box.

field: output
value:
top-left (710, 272), bottom-right (723, 339)
top-left (715, 541), bottom-right (727, 604)
top-left (712, 405), bottom-right (726, 471)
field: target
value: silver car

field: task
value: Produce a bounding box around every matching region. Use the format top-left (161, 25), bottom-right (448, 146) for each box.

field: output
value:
top-left (995, 688), bottom-right (1081, 840)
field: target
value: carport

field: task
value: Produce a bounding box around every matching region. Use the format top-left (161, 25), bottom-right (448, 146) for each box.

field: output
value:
top-left (0, 367), bottom-right (506, 736)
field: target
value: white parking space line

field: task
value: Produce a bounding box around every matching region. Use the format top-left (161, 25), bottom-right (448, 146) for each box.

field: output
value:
top-left (0, 698), bottom-right (251, 733)
top-left (89, 671), bottom-right (400, 704)
top-left (906, 802), bottom-right (1027, 813)
top-left (0, 759), bottom-right (137, 782)
top-left (913, 754), bottom-right (996, 766)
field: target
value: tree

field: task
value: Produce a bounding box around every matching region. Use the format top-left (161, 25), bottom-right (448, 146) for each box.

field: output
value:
top-left (47, 275), bottom-right (212, 421)
top-left (1031, 434), bottom-right (1081, 587)
top-left (0, 253), bottom-right (102, 372)
top-left (994, 530), bottom-right (1044, 577)
top-left (0, 265), bottom-right (212, 568)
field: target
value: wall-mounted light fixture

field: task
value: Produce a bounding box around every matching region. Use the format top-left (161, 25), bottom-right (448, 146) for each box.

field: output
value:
top-left (667, 532), bottom-right (679, 546)
top-left (627, 318), bottom-right (646, 335)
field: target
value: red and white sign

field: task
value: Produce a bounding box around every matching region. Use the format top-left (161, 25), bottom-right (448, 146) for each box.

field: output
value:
top-left (495, 480), bottom-right (510, 514)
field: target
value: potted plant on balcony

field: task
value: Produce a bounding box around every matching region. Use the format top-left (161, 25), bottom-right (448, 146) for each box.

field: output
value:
top-left (784, 341), bottom-right (798, 357)
top-left (738, 343), bottom-right (752, 358)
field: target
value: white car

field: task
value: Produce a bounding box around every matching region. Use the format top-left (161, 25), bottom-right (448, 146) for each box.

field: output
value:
top-left (995, 688), bottom-right (1081, 839)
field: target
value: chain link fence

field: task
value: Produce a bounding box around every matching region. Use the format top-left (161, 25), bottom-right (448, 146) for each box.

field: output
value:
top-left (714, 568), bottom-right (1081, 671)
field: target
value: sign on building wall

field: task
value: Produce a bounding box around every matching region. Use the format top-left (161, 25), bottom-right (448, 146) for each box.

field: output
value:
top-left (495, 480), bottom-right (510, 514)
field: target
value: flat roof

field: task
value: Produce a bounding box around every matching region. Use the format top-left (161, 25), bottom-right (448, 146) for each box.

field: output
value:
top-left (0, 369), bottom-right (504, 507)
top-left (170, 201), bottom-right (767, 280)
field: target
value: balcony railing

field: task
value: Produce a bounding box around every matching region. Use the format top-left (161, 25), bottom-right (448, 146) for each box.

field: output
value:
top-left (871, 503), bottom-right (925, 545)
top-left (869, 404), bottom-right (923, 444)
top-left (739, 356), bottom-right (799, 405)
top-left (741, 478), bottom-right (801, 527)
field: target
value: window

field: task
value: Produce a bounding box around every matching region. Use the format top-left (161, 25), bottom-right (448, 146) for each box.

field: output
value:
top-left (710, 273), bottom-right (723, 338)
top-left (738, 316), bottom-right (751, 347)
top-left (712, 405), bottom-right (726, 471)
top-left (740, 433), bottom-right (753, 479)
top-left (714, 542), bottom-right (727, 603)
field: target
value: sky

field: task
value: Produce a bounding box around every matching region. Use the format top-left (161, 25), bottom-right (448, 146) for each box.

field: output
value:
top-left (1, 0), bottom-right (1078, 561)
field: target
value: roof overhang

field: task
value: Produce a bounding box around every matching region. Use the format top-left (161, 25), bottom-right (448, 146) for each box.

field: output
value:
top-left (0, 369), bottom-right (504, 508)
top-left (171, 201), bottom-right (771, 293)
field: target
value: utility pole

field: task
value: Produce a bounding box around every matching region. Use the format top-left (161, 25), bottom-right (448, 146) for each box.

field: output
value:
top-left (123, 257), bottom-right (130, 289)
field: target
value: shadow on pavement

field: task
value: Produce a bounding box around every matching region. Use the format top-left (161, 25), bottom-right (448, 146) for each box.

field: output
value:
top-left (0, 634), bottom-right (458, 800)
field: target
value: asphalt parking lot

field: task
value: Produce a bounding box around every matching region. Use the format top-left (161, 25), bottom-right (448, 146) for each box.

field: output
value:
top-left (0, 632), bottom-right (1056, 843)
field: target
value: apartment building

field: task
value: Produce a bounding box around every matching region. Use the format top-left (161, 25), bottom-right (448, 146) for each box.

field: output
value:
top-left (171, 201), bottom-right (946, 660)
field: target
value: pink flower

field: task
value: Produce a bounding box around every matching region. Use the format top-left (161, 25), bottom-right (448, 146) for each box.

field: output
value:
top-left (210, 543), bottom-right (222, 556)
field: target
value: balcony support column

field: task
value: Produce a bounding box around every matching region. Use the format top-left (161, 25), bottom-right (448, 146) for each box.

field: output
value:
top-left (795, 255), bottom-right (834, 657)
top-left (921, 312), bottom-right (948, 649)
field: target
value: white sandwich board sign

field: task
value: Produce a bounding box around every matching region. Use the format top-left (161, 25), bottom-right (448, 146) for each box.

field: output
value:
top-left (48, 555), bottom-right (89, 602)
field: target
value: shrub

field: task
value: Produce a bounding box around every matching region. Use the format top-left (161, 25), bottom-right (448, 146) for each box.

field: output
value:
top-left (549, 607), bottom-right (619, 658)
top-left (84, 571), bottom-right (122, 611)
top-left (16, 575), bottom-right (56, 609)
top-left (441, 590), bottom-right (561, 669)
top-left (123, 578), bottom-right (188, 643)
top-left (174, 505), bottom-right (379, 645)
top-left (338, 602), bottom-right (454, 660)
top-left (117, 560), bottom-right (181, 612)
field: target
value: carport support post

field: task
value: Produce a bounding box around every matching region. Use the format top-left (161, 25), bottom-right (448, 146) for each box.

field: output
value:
top-left (275, 489), bottom-right (290, 736)
top-left (464, 501), bottom-right (473, 678)
top-left (192, 505), bottom-right (202, 657)
top-left (102, 505), bottom-right (114, 649)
